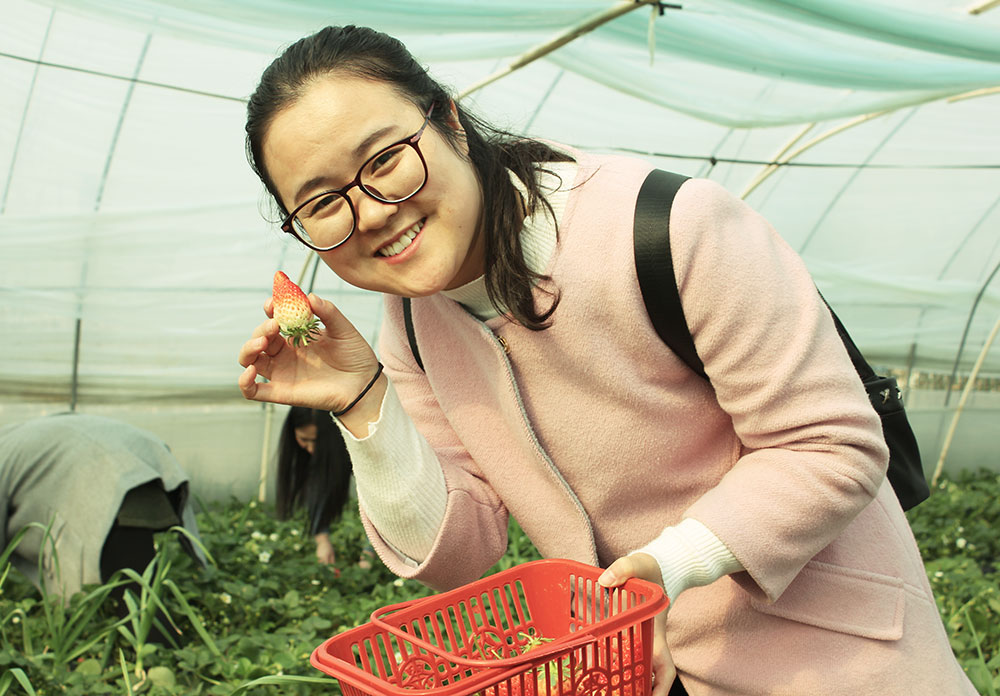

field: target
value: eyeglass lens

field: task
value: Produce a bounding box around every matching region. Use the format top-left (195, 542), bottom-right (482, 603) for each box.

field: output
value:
top-left (292, 141), bottom-right (427, 249)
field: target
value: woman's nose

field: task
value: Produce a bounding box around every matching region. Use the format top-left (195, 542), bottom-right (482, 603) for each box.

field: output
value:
top-left (353, 191), bottom-right (399, 232)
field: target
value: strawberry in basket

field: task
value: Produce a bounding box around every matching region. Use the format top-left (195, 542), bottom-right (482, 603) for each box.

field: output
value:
top-left (479, 632), bottom-right (580, 696)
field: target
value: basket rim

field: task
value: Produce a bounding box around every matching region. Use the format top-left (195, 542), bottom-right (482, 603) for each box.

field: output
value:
top-left (369, 558), bottom-right (666, 665)
top-left (310, 558), bottom-right (668, 696)
top-left (310, 639), bottom-right (534, 696)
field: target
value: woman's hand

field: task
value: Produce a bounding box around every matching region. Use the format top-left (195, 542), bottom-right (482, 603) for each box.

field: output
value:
top-left (314, 533), bottom-right (336, 565)
top-left (599, 553), bottom-right (676, 696)
top-left (237, 293), bottom-right (386, 419)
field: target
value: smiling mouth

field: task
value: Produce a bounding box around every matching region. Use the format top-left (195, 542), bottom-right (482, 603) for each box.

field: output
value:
top-left (377, 220), bottom-right (424, 258)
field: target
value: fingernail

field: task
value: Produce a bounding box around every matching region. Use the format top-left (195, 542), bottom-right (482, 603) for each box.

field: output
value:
top-left (598, 569), bottom-right (616, 586)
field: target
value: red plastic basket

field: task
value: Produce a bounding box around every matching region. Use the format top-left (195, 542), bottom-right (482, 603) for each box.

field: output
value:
top-left (310, 558), bottom-right (668, 696)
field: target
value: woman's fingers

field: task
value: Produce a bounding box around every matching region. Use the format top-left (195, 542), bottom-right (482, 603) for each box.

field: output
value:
top-left (238, 320), bottom-right (283, 368)
top-left (257, 319), bottom-right (282, 354)
top-left (238, 336), bottom-right (264, 369)
top-left (238, 363), bottom-right (263, 400)
top-left (309, 293), bottom-right (357, 339)
top-left (308, 293), bottom-right (382, 374)
top-left (598, 552), bottom-right (661, 588)
top-left (238, 337), bottom-right (272, 372)
top-left (599, 553), bottom-right (676, 694)
top-left (237, 328), bottom-right (279, 400)
top-left (650, 642), bottom-right (678, 696)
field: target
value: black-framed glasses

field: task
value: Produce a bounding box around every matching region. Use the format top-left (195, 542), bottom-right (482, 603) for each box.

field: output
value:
top-left (280, 104), bottom-right (435, 251)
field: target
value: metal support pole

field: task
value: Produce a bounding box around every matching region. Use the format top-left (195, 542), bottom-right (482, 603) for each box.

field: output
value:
top-left (69, 318), bottom-right (82, 411)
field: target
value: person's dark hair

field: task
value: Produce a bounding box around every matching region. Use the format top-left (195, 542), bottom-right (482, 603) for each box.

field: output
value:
top-left (275, 407), bottom-right (352, 535)
top-left (245, 25), bottom-right (573, 329)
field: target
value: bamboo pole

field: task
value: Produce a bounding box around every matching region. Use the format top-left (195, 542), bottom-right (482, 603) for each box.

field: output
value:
top-left (739, 122), bottom-right (815, 199)
top-left (258, 403), bottom-right (275, 502)
top-left (931, 313), bottom-right (1000, 486)
top-left (947, 85), bottom-right (1000, 103)
top-left (458, 0), bottom-right (664, 99)
top-left (296, 252), bottom-right (315, 287)
top-left (966, 0), bottom-right (1000, 15)
top-left (741, 111), bottom-right (891, 199)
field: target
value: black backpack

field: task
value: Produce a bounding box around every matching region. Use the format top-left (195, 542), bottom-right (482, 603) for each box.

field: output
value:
top-left (402, 169), bottom-right (929, 511)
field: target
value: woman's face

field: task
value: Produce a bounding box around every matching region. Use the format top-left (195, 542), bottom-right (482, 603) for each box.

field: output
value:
top-left (262, 74), bottom-right (485, 296)
top-left (294, 424), bottom-right (318, 455)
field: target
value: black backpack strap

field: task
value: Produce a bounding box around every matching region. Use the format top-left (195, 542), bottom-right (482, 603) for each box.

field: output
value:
top-left (817, 291), bottom-right (877, 382)
top-left (401, 297), bottom-right (424, 371)
top-left (633, 169), bottom-right (704, 378)
top-left (632, 172), bottom-right (927, 510)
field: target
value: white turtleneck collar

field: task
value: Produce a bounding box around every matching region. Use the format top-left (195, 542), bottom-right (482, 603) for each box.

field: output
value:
top-left (441, 160), bottom-right (578, 321)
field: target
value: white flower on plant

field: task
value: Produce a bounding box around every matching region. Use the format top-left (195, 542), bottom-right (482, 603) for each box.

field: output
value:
top-left (249, 500), bottom-right (258, 508)
top-left (259, 551), bottom-right (272, 563)
top-left (12, 616), bottom-right (19, 624)
top-left (311, 579), bottom-right (320, 585)
top-left (269, 533), bottom-right (279, 542)
top-left (220, 593), bottom-right (232, 604)
top-left (291, 529), bottom-right (300, 536)
top-left (251, 531), bottom-right (264, 540)
top-left (393, 578), bottom-right (405, 587)
top-left (934, 571), bottom-right (944, 578)
top-left (956, 538), bottom-right (967, 549)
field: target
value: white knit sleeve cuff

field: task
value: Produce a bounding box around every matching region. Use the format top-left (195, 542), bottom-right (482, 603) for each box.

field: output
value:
top-left (633, 518), bottom-right (744, 604)
top-left (332, 378), bottom-right (447, 562)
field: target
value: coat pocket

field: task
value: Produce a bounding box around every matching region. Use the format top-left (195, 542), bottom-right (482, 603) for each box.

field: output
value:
top-left (750, 559), bottom-right (905, 641)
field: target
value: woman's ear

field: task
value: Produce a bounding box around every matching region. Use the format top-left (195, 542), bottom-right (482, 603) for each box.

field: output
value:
top-left (445, 100), bottom-right (463, 132)
top-left (445, 100), bottom-right (469, 155)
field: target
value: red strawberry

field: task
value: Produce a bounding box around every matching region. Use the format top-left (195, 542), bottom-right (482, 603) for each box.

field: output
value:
top-left (272, 271), bottom-right (320, 347)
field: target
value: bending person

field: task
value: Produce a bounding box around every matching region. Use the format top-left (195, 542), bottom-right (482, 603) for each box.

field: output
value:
top-left (0, 413), bottom-right (206, 608)
top-left (273, 406), bottom-right (356, 566)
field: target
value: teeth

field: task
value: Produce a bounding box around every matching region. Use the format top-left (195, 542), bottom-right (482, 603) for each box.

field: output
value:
top-left (378, 221), bottom-right (423, 257)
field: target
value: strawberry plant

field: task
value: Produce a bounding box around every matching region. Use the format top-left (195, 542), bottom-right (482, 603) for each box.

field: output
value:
top-left (907, 469), bottom-right (1000, 695)
top-left (0, 470), bottom-right (995, 694)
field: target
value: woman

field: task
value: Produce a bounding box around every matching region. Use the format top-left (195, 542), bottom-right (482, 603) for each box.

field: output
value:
top-left (274, 406), bottom-right (353, 565)
top-left (237, 25), bottom-right (976, 695)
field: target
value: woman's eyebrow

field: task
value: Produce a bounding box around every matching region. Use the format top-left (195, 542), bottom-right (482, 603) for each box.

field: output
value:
top-left (353, 124), bottom-right (397, 160)
top-left (291, 124), bottom-right (399, 206)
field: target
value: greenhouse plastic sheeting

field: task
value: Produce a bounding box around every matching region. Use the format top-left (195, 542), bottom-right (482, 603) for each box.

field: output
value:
top-left (2, 0), bottom-right (1000, 406)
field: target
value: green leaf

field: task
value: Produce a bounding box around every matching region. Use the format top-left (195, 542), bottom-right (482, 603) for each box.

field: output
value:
top-left (227, 674), bottom-right (335, 695)
top-left (147, 665), bottom-right (176, 688)
top-left (76, 659), bottom-right (102, 677)
top-left (0, 669), bottom-right (37, 696)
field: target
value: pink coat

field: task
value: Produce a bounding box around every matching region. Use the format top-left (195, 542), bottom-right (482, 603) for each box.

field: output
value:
top-left (367, 152), bottom-right (976, 695)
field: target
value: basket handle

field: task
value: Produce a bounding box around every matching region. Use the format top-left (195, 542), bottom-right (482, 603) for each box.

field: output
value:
top-left (369, 599), bottom-right (598, 669)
